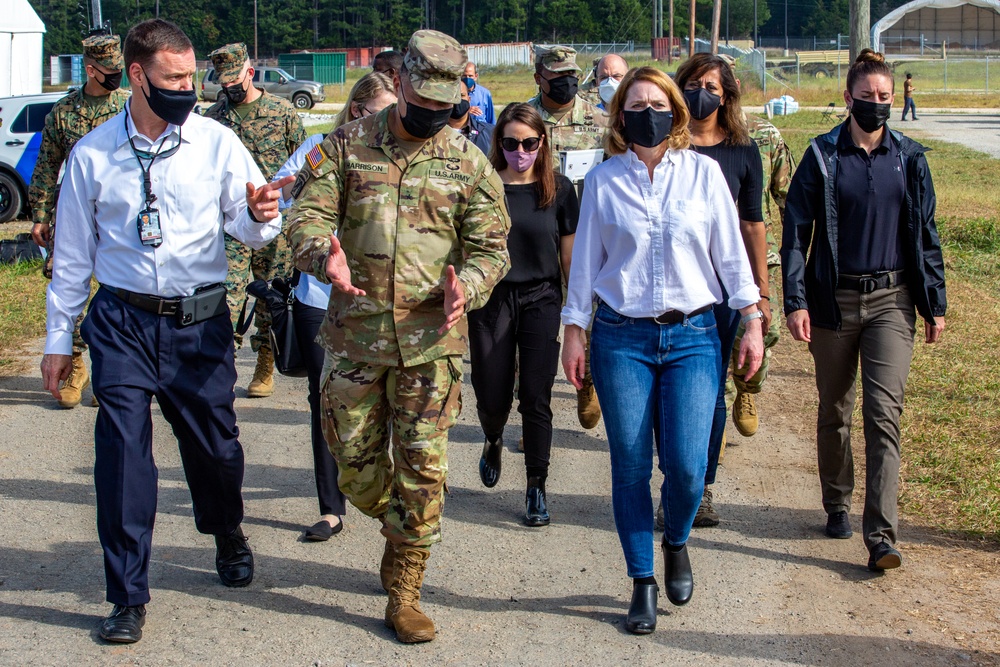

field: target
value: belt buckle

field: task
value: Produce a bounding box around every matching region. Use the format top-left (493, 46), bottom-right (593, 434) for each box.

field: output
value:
top-left (858, 277), bottom-right (877, 294)
top-left (654, 311), bottom-right (678, 325)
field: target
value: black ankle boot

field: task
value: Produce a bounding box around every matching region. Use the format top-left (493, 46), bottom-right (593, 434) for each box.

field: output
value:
top-left (661, 541), bottom-right (693, 606)
top-left (479, 436), bottom-right (502, 488)
top-left (524, 476), bottom-right (550, 526)
top-left (626, 581), bottom-right (658, 634)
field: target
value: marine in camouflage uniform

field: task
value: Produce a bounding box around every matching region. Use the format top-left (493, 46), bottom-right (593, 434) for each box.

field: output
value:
top-left (205, 42), bottom-right (306, 397)
top-left (286, 30), bottom-right (510, 644)
top-left (28, 32), bottom-right (129, 409)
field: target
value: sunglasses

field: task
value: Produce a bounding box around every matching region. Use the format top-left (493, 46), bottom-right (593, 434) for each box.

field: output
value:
top-left (500, 136), bottom-right (542, 152)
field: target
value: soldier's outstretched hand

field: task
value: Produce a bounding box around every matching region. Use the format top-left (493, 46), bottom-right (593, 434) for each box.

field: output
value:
top-left (439, 265), bottom-right (466, 334)
top-left (325, 234), bottom-right (365, 296)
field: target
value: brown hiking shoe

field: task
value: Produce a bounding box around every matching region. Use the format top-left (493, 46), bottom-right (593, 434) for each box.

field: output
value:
top-left (58, 353), bottom-right (90, 409)
top-left (692, 488), bottom-right (720, 527)
top-left (247, 346), bottom-right (274, 398)
top-left (379, 537), bottom-right (396, 593)
top-left (733, 390), bottom-right (759, 437)
top-left (384, 546), bottom-right (435, 643)
top-left (576, 373), bottom-right (601, 429)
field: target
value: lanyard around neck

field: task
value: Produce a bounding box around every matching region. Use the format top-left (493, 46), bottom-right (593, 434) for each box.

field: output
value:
top-left (125, 110), bottom-right (182, 208)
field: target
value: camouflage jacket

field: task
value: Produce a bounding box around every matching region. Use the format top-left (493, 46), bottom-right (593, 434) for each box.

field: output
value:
top-left (286, 107), bottom-right (511, 368)
top-left (527, 95), bottom-right (608, 171)
top-left (205, 89), bottom-right (306, 180)
top-left (747, 113), bottom-right (794, 267)
top-left (28, 87), bottom-right (130, 226)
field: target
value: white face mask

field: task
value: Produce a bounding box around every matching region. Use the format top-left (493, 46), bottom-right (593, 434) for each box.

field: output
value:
top-left (599, 76), bottom-right (620, 104)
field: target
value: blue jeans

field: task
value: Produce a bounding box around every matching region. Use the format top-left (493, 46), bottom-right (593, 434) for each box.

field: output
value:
top-left (590, 303), bottom-right (721, 579)
top-left (706, 300), bottom-right (741, 485)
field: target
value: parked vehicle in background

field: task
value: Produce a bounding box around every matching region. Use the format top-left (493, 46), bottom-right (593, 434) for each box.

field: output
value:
top-left (0, 92), bottom-right (66, 223)
top-left (201, 66), bottom-right (326, 109)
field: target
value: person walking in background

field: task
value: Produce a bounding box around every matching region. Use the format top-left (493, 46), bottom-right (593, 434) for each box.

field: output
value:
top-left (472, 103), bottom-right (578, 527)
top-left (373, 50), bottom-right (404, 76)
top-left (464, 61), bottom-right (495, 124)
top-left (901, 72), bottom-right (918, 121)
top-left (594, 53), bottom-right (629, 110)
top-left (205, 42), bottom-right (306, 399)
top-left (562, 67), bottom-right (763, 634)
top-left (28, 32), bottom-right (129, 409)
top-left (272, 71), bottom-right (397, 542)
top-left (448, 80), bottom-right (494, 155)
top-left (782, 49), bottom-right (945, 572)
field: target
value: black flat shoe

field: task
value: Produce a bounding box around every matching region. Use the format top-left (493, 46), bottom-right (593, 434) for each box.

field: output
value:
top-left (825, 510), bottom-right (853, 539)
top-left (662, 542), bottom-right (693, 606)
top-left (305, 518), bottom-right (343, 542)
top-left (479, 437), bottom-right (502, 488)
top-left (524, 477), bottom-right (550, 527)
top-left (98, 604), bottom-right (146, 643)
top-left (868, 541), bottom-right (902, 572)
top-left (625, 583), bottom-right (658, 634)
top-left (215, 525), bottom-right (254, 587)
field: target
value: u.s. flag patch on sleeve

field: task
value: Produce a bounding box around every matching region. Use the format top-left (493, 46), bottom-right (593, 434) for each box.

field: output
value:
top-left (306, 143), bottom-right (327, 170)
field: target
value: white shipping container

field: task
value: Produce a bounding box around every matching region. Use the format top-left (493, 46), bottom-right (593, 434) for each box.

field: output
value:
top-left (464, 42), bottom-right (533, 68)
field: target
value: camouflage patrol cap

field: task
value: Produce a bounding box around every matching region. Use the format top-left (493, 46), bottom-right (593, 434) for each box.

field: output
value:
top-left (209, 43), bottom-right (250, 85)
top-left (82, 34), bottom-right (124, 71)
top-left (533, 44), bottom-right (582, 74)
top-left (718, 54), bottom-right (737, 69)
top-left (403, 30), bottom-right (467, 104)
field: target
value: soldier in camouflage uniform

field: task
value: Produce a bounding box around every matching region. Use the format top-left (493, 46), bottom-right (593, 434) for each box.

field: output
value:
top-left (205, 43), bottom-right (306, 397)
top-left (28, 32), bottom-right (129, 409)
top-left (527, 45), bottom-right (608, 431)
top-left (286, 30), bottom-right (510, 644)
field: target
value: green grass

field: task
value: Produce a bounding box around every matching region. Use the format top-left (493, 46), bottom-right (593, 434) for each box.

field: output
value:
top-left (0, 224), bottom-right (47, 368)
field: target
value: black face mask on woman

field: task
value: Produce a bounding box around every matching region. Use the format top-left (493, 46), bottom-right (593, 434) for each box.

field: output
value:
top-left (399, 88), bottom-right (452, 139)
top-left (623, 108), bottom-right (674, 148)
top-left (141, 69), bottom-right (198, 126)
top-left (849, 97), bottom-right (892, 133)
top-left (544, 75), bottom-right (579, 105)
top-left (683, 87), bottom-right (722, 120)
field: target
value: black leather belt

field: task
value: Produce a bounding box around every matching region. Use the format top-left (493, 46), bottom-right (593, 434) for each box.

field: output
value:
top-left (838, 271), bottom-right (905, 294)
top-left (652, 304), bottom-right (713, 325)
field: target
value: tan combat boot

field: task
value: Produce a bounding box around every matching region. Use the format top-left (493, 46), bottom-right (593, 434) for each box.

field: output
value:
top-left (379, 537), bottom-right (396, 593)
top-left (247, 346), bottom-right (274, 398)
top-left (384, 546), bottom-right (435, 643)
top-left (576, 372), bottom-right (601, 430)
top-left (58, 353), bottom-right (90, 409)
top-left (733, 390), bottom-right (758, 437)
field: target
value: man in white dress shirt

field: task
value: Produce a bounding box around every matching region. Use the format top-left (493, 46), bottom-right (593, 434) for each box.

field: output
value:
top-left (39, 19), bottom-right (292, 645)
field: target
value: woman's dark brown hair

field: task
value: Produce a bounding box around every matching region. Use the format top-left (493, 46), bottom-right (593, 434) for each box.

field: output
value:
top-left (490, 103), bottom-right (557, 209)
top-left (846, 49), bottom-right (894, 96)
top-left (674, 53), bottom-right (750, 146)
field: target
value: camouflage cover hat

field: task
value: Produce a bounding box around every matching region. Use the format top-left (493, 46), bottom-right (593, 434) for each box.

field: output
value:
top-left (82, 34), bottom-right (124, 71)
top-left (533, 44), bottom-right (581, 74)
top-left (403, 30), bottom-right (467, 104)
top-left (209, 43), bottom-right (250, 85)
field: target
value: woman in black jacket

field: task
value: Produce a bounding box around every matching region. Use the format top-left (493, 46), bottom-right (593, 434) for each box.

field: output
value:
top-left (781, 49), bottom-right (946, 573)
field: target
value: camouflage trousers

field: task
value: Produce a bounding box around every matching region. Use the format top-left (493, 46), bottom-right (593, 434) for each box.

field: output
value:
top-left (43, 218), bottom-right (87, 356)
top-left (224, 232), bottom-right (293, 351)
top-left (730, 269), bottom-right (782, 396)
top-left (320, 355), bottom-right (463, 548)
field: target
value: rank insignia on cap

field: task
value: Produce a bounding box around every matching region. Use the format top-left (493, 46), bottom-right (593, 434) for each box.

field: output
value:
top-left (306, 144), bottom-right (328, 170)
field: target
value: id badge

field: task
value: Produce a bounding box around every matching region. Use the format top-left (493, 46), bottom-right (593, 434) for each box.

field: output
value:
top-left (137, 208), bottom-right (162, 247)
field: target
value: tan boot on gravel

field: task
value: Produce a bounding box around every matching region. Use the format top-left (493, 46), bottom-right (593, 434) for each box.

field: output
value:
top-left (692, 488), bottom-right (720, 527)
top-left (576, 373), bottom-right (601, 430)
top-left (379, 538), bottom-right (396, 593)
top-left (247, 347), bottom-right (275, 398)
top-left (385, 546), bottom-right (435, 643)
top-left (58, 353), bottom-right (90, 409)
top-left (733, 390), bottom-right (759, 437)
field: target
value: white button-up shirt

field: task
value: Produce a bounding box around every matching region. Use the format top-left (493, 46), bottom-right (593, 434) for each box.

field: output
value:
top-left (45, 103), bottom-right (281, 355)
top-left (562, 148), bottom-right (759, 329)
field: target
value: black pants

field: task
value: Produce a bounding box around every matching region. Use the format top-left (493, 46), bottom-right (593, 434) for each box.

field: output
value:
top-left (292, 300), bottom-right (347, 516)
top-left (82, 286), bottom-right (245, 607)
top-left (469, 280), bottom-right (562, 480)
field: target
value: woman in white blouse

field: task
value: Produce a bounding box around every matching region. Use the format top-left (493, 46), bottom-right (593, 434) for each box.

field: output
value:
top-left (560, 66), bottom-right (763, 634)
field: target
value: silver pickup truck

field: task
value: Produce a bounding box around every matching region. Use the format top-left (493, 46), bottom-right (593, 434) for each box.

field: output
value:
top-left (201, 66), bottom-right (326, 109)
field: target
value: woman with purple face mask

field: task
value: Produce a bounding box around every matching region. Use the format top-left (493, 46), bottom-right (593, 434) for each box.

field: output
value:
top-left (470, 103), bottom-right (579, 528)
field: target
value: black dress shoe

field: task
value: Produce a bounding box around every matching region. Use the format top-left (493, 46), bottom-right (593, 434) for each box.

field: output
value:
top-left (479, 437), bottom-right (503, 488)
top-left (868, 541), bottom-right (902, 572)
top-left (98, 604), bottom-right (146, 643)
top-left (625, 583), bottom-right (658, 634)
top-left (825, 510), bottom-right (853, 539)
top-left (662, 542), bottom-right (693, 606)
top-left (215, 525), bottom-right (254, 587)
top-left (524, 477), bottom-right (550, 527)
top-left (304, 517), bottom-right (343, 542)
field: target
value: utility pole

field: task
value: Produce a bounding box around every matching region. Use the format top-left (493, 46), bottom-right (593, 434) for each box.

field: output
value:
top-left (711, 0), bottom-right (721, 52)
top-left (90, 0), bottom-right (103, 30)
top-left (254, 0), bottom-right (258, 61)
top-left (668, 0), bottom-right (675, 64)
top-left (849, 0), bottom-right (871, 59)
top-left (753, 0), bottom-right (758, 47)
top-left (689, 0), bottom-right (696, 56)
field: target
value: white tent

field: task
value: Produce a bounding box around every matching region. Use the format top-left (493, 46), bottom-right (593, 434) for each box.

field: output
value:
top-left (0, 0), bottom-right (45, 96)
top-left (872, 0), bottom-right (1000, 51)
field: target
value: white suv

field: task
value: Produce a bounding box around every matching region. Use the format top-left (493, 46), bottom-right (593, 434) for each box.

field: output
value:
top-left (0, 92), bottom-right (66, 223)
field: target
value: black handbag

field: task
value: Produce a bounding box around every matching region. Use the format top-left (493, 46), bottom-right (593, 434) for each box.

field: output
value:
top-left (0, 233), bottom-right (43, 265)
top-left (238, 273), bottom-right (308, 378)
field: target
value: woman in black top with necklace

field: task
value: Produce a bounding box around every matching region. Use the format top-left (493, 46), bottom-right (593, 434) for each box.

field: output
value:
top-left (675, 53), bottom-right (770, 527)
top-left (471, 103), bottom-right (579, 527)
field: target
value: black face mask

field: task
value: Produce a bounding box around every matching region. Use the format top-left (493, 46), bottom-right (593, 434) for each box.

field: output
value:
top-left (223, 75), bottom-right (249, 105)
top-left (96, 69), bottom-right (123, 92)
top-left (451, 99), bottom-right (471, 120)
top-left (544, 75), bottom-right (579, 105)
top-left (623, 108), bottom-right (674, 148)
top-left (399, 88), bottom-right (452, 139)
top-left (850, 97), bottom-right (892, 133)
top-left (141, 68), bottom-right (198, 126)
top-left (684, 87), bottom-right (722, 120)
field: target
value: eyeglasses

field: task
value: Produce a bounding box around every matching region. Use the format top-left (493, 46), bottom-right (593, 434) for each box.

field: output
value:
top-left (500, 136), bottom-right (542, 152)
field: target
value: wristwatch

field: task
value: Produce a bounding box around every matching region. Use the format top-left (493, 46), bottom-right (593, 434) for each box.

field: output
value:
top-left (740, 310), bottom-right (763, 326)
